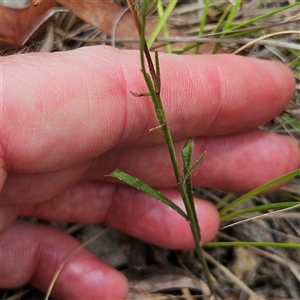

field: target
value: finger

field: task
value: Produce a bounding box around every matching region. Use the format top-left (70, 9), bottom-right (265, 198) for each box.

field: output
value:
top-left (3, 129), bottom-right (299, 205)
top-left (0, 206), bottom-right (20, 234)
top-left (3, 47), bottom-right (294, 173)
top-left (0, 221), bottom-right (129, 299)
top-left (90, 129), bottom-right (300, 192)
top-left (1, 160), bottom-right (92, 205)
top-left (19, 181), bottom-right (219, 248)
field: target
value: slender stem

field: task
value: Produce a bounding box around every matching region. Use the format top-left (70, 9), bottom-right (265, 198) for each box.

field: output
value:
top-left (127, 0), bottom-right (182, 184)
top-left (126, 0), bottom-right (214, 294)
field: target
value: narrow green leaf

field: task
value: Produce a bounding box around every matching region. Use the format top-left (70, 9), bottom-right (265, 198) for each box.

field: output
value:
top-left (181, 138), bottom-right (201, 242)
top-left (198, 0), bottom-right (210, 36)
top-left (108, 169), bottom-right (188, 220)
top-left (220, 202), bottom-right (300, 222)
top-left (181, 138), bottom-right (193, 197)
top-left (205, 241), bottom-right (300, 249)
top-left (147, 0), bottom-right (178, 49)
top-left (226, 2), bottom-right (299, 33)
top-left (213, 0), bottom-right (241, 53)
top-left (282, 115), bottom-right (300, 131)
top-left (219, 168), bottom-right (300, 216)
top-left (215, 192), bottom-right (235, 210)
top-left (184, 152), bottom-right (206, 183)
top-left (211, 3), bottom-right (232, 34)
top-left (223, 0), bottom-right (242, 31)
top-left (181, 139), bottom-right (205, 183)
top-left (182, 138), bottom-right (193, 174)
top-left (280, 191), bottom-right (300, 201)
top-left (155, 0), bottom-right (172, 53)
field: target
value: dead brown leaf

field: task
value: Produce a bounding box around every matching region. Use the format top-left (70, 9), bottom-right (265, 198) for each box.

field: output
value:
top-left (0, 0), bottom-right (56, 44)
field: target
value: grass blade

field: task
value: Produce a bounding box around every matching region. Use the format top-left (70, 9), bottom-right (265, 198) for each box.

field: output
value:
top-left (108, 169), bottom-right (188, 220)
top-left (206, 241), bottom-right (300, 249)
top-left (220, 201), bottom-right (299, 222)
top-left (282, 115), bottom-right (300, 131)
top-left (226, 2), bottom-right (300, 33)
top-left (219, 168), bottom-right (300, 216)
top-left (198, 0), bottom-right (210, 36)
top-left (147, 0), bottom-right (178, 50)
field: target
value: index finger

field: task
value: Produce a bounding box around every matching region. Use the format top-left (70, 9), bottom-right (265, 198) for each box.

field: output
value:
top-left (2, 46), bottom-right (295, 173)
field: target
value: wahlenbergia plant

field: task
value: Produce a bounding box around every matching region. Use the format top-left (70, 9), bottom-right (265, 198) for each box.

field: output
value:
top-left (108, 0), bottom-right (214, 295)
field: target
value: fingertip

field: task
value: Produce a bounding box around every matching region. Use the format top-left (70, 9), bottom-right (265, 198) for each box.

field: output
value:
top-left (270, 60), bottom-right (295, 85)
top-left (287, 135), bottom-right (300, 163)
top-left (194, 198), bottom-right (220, 245)
top-left (0, 221), bottom-right (129, 300)
top-left (258, 58), bottom-right (295, 106)
top-left (105, 187), bottom-right (220, 250)
top-left (48, 250), bottom-right (129, 300)
top-left (263, 133), bottom-right (300, 181)
top-left (278, 134), bottom-right (300, 171)
top-left (221, 55), bottom-right (295, 119)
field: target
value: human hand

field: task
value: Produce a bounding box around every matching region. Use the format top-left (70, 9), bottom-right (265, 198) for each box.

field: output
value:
top-left (1, 46), bottom-right (299, 299)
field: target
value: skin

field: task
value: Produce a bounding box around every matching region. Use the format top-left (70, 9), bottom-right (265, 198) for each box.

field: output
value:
top-left (1, 46), bottom-right (299, 299)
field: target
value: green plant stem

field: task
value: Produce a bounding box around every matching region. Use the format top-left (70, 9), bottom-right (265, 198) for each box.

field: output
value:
top-left (126, 0), bottom-right (214, 294)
